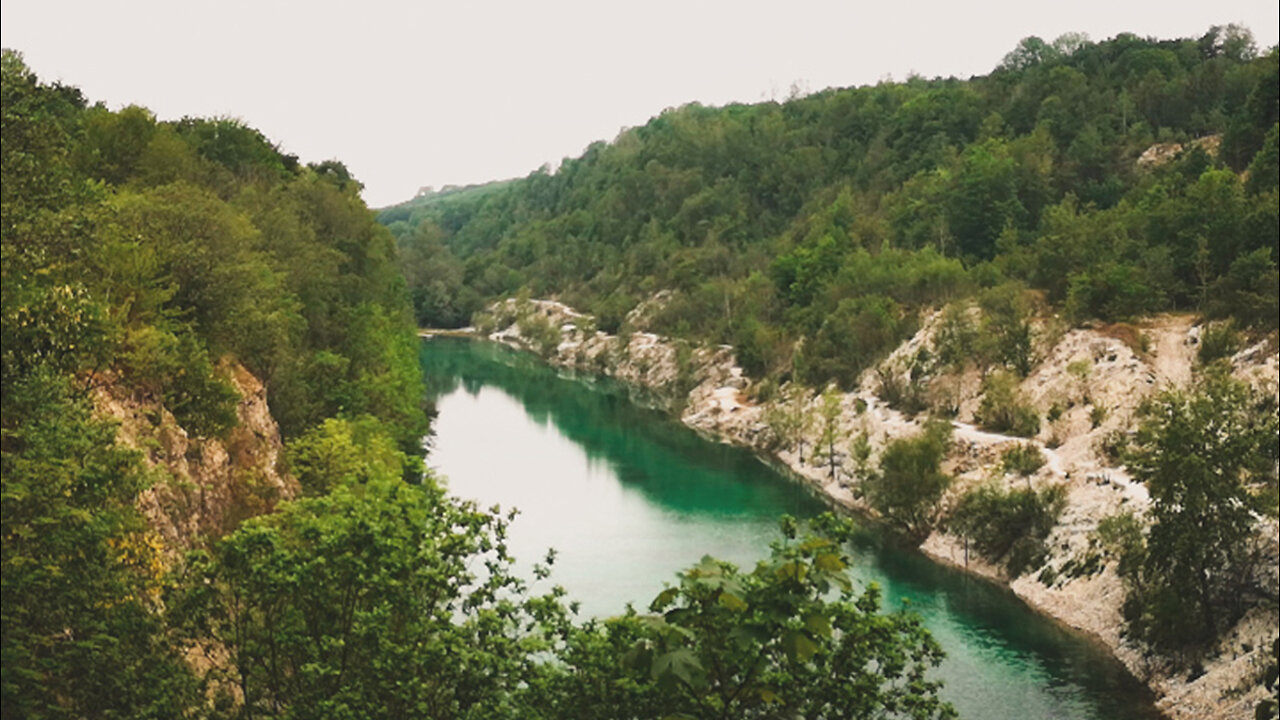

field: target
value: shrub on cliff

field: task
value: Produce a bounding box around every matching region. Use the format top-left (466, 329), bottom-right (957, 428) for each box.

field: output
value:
top-left (517, 312), bottom-right (563, 358)
top-left (948, 482), bottom-right (1067, 576)
top-left (1000, 442), bottom-right (1046, 478)
top-left (862, 419), bottom-right (954, 538)
top-left (976, 371), bottom-right (1041, 437)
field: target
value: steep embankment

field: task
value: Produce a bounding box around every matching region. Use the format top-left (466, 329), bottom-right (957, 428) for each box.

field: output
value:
top-left (94, 363), bottom-right (299, 553)
top-left (465, 297), bottom-right (1278, 720)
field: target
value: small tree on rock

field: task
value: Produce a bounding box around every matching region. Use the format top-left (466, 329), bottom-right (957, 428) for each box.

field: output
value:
top-left (863, 419), bottom-right (954, 539)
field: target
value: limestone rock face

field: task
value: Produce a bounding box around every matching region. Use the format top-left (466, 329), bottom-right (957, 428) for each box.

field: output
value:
top-left (94, 362), bottom-right (299, 553)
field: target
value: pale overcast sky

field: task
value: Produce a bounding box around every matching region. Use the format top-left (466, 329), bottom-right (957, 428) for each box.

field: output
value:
top-left (3, 1), bottom-right (1277, 207)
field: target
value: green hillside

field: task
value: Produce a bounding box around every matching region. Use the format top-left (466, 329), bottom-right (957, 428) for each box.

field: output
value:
top-left (383, 27), bottom-right (1278, 387)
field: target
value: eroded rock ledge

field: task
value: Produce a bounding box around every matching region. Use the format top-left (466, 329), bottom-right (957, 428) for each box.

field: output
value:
top-left (94, 362), bottom-right (299, 553)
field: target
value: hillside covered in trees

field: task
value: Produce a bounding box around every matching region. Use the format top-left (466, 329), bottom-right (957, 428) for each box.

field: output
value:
top-left (1, 46), bottom-right (428, 714)
top-left (2, 51), bottom-right (960, 719)
top-left (383, 27), bottom-right (1278, 388)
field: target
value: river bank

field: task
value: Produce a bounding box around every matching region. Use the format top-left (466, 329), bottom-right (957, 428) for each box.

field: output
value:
top-left (421, 334), bottom-right (1167, 719)
top-left (439, 297), bottom-right (1278, 720)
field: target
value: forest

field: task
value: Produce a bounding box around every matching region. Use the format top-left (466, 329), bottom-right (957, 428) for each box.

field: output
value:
top-left (383, 27), bottom-right (1278, 389)
top-left (1, 50), bottom-right (957, 718)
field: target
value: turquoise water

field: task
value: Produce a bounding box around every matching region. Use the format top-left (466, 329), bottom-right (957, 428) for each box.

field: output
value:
top-left (420, 337), bottom-right (1162, 719)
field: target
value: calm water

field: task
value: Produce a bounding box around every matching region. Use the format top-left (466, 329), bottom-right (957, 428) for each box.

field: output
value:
top-left (420, 337), bottom-right (1162, 720)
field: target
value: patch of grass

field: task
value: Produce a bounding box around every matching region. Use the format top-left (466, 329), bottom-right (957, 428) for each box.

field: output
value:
top-left (1099, 322), bottom-right (1150, 356)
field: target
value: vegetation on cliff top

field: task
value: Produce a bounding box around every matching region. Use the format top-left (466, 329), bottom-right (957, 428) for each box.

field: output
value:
top-left (385, 27), bottom-right (1278, 389)
top-left (1, 49), bottom-right (423, 716)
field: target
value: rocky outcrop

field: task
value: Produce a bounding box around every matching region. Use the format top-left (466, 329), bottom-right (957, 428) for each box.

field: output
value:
top-left (94, 362), bottom-right (299, 554)
top-left (1137, 134), bottom-right (1222, 170)
top-left (475, 297), bottom-right (1279, 720)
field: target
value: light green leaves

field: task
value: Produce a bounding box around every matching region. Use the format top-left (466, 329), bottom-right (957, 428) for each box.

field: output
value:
top-left (717, 590), bottom-right (748, 612)
top-left (652, 648), bottom-right (706, 689)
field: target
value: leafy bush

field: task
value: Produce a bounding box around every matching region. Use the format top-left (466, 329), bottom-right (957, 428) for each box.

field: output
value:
top-left (537, 516), bottom-right (956, 719)
top-left (948, 482), bottom-right (1067, 575)
top-left (283, 416), bottom-right (413, 496)
top-left (517, 312), bottom-right (563, 358)
top-left (1046, 401), bottom-right (1064, 423)
top-left (878, 367), bottom-right (929, 415)
top-left (932, 302), bottom-right (978, 370)
top-left (1066, 358), bottom-right (1092, 403)
top-left (1197, 320), bottom-right (1243, 365)
top-left (976, 371), bottom-right (1041, 437)
top-left (1001, 442), bottom-right (1046, 477)
top-left (976, 283), bottom-right (1035, 376)
top-left (1094, 510), bottom-right (1147, 582)
top-left (862, 419), bottom-right (953, 538)
top-left (175, 474), bottom-right (570, 718)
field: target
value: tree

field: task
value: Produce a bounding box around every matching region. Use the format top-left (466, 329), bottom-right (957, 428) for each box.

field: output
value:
top-left (975, 371), bottom-right (1041, 438)
top-left (800, 295), bottom-right (906, 390)
top-left (862, 420), bottom-right (953, 538)
top-left (1125, 370), bottom-right (1279, 653)
top-left (1, 372), bottom-right (198, 719)
top-left (531, 515), bottom-right (956, 720)
top-left (948, 482), bottom-right (1066, 575)
top-left (1001, 36), bottom-right (1060, 71)
top-left (817, 387), bottom-right (844, 481)
top-left (283, 416), bottom-right (414, 496)
top-left (764, 386), bottom-right (813, 463)
top-left (174, 473), bottom-right (572, 720)
top-left (976, 282), bottom-right (1035, 376)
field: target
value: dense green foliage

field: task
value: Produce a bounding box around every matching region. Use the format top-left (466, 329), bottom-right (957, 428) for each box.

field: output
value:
top-left (174, 473), bottom-right (572, 719)
top-left (534, 516), bottom-right (955, 719)
top-left (385, 28), bottom-right (1279, 389)
top-left (1000, 443), bottom-right (1047, 477)
top-left (1, 370), bottom-right (200, 718)
top-left (178, 480), bottom-right (954, 719)
top-left (948, 482), bottom-right (1068, 576)
top-left (1119, 370), bottom-right (1278, 655)
top-left (1, 52), bottom-right (423, 717)
top-left (975, 371), bottom-right (1042, 437)
top-left (2, 55), bottom-right (425, 451)
top-left (862, 420), bottom-right (954, 538)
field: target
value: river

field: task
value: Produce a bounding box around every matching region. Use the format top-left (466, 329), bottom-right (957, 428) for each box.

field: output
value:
top-left (420, 337), bottom-right (1162, 719)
